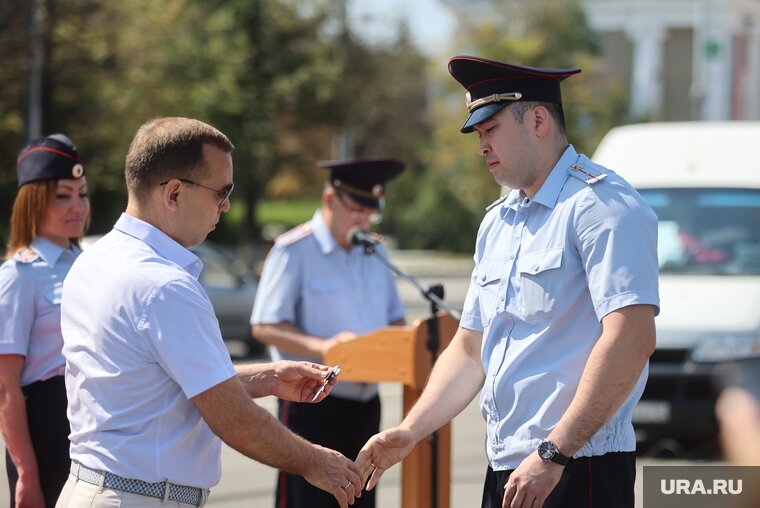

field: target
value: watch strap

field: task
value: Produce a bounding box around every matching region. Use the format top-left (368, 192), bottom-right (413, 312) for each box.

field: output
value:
top-left (549, 450), bottom-right (571, 465)
top-left (538, 440), bottom-right (571, 466)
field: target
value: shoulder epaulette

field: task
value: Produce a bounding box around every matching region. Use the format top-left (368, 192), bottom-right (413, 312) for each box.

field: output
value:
top-left (568, 163), bottom-right (606, 185)
top-left (276, 223), bottom-right (313, 246)
top-left (13, 248), bottom-right (40, 264)
top-left (486, 195), bottom-right (509, 212)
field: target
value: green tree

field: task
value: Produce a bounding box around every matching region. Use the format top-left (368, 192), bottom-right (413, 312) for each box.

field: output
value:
top-left (333, 22), bottom-right (434, 240)
top-left (0, 2), bottom-right (27, 221)
top-left (0, 0), bottom-right (356, 245)
top-left (205, 0), bottom-right (346, 243)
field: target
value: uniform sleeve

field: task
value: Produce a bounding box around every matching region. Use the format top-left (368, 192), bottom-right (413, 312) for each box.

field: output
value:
top-left (460, 210), bottom-right (494, 332)
top-left (141, 278), bottom-right (236, 399)
top-left (459, 263), bottom-right (483, 331)
top-left (0, 262), bottom-right (35, 356)
top-left (574, 184), bottom-right (660, 320)
top-left (250, 242), bottom-right (301, 326)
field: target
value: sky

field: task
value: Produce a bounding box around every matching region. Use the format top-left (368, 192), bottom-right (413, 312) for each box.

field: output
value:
top-left (347, 0), bottom-right (457, 56)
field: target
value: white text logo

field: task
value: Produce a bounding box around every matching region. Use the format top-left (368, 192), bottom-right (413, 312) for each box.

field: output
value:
top-left (661, 479), bottom-right (742, 495)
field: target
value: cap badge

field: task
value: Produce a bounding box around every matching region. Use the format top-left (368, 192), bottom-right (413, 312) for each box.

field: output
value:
top-left (72, 164), bottom-right (84, 178)
top-left (466, 92), bottom-right (523, 113)
top-left (371, 184), bottom-right (383, 197)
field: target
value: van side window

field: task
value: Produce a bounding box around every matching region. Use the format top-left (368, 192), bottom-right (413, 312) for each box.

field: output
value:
top-left (640, 188), bottom-right (760, 275)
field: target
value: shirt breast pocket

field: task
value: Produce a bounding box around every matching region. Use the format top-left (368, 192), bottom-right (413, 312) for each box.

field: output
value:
top-left (306, 277), bottom-right (348, 308)
top-left (304, 277), bottom-right (349, 319)
top-left (306, 277), bottom-right (346, 294)
top-left (42, 281), bottom-right (63, 305)
top-left (476, 261), bottom-right (503, 327)
top-left (516, 248), bottom-right (563, 320)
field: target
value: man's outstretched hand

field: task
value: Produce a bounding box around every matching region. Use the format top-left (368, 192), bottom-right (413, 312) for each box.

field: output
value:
top-left (355, 426), bottom-right (418, 491)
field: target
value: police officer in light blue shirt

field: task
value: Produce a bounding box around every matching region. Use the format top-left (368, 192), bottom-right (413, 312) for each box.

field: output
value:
top-left (251, 158), bottom-right (406, 508)
top-left (0, 134), bottom-right (89, 508)
top-left (357, 57), bottom-right (660, 508)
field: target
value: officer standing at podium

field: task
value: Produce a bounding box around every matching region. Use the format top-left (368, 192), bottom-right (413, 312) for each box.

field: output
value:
top-left (251, 158), bottom-right (406, 508)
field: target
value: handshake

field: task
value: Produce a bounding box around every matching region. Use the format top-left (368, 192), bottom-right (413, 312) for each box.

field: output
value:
top-left (302, 413), bottom-right (417, 508)
top-left (266, 360), bottom-right (419, 508)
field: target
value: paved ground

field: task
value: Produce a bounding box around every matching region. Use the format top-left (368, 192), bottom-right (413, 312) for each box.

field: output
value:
top-left (0, 249), bottom-right (719, 507)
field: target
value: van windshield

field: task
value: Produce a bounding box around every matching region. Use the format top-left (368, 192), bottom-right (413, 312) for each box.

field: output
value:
top-left (639, 188), bottom-right (760, 275)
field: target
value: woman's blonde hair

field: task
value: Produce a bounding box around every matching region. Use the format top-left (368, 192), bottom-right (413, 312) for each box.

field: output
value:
top-left (4, 180), bottom-right (87, 259)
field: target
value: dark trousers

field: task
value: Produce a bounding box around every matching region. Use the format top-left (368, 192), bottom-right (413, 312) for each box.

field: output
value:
top-left (5, 375), bottom-right (70, 508)
top-left (481, 451), bottom-right (636, 508)
top-left (276, 394), bottom-right (380, 508)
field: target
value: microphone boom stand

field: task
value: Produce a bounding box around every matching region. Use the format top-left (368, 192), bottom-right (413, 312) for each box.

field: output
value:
top-left (360, 243), bottom-right (461, 508)
top-left (359, 244), bottom-right (462, 322)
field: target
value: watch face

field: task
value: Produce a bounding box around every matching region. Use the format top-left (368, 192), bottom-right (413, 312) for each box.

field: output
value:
top-left (538, 440), bottom-right (556, 460)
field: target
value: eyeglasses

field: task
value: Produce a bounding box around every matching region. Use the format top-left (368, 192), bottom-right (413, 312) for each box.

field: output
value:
top-left (159, 178), bottom-right (234, 206)
top-left (335, 190), bottom-right (383, 225)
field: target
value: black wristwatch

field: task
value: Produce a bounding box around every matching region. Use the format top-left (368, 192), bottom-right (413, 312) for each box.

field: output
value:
top-left (537, 440), bottom-right (571, 466)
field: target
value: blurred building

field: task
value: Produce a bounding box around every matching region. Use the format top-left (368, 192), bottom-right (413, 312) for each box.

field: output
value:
top-left (444, 0), bottom-right (760, 121)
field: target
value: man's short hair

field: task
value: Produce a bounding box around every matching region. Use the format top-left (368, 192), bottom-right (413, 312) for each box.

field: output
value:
top-left (125, 117), bottom-right (234, 203)
top-left (509, 101), bottom-right (567, 136)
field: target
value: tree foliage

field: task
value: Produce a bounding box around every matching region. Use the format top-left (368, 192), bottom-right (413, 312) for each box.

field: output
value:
top-left (0, 0), bottom-right (435, 247)
top-left (391, 0), bottom-right (629, 251)
top-left (0, 0), bottom-right (628, 254)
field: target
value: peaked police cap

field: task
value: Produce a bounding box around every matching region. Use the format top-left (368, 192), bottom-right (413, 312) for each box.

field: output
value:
top-left (448, 56), bottom-right (581, 133)
top-left (317, 158), bottom-right (405, 209)
top-left (16, 133), bottom-right (85, 187)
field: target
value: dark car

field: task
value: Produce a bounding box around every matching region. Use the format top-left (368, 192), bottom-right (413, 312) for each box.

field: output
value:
top-left (82, 236), bottom-right (266, 359)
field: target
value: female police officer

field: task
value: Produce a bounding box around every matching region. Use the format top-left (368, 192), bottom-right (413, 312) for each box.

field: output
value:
top-left (0, 134), bottom-right (89, 507)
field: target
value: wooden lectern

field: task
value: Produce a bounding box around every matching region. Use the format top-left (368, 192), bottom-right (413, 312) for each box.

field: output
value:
top-left (324, 312), bottom-right (459, 508)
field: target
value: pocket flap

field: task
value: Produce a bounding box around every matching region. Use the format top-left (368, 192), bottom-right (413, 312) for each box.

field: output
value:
top-left (516, 248), bottom-right (563, 275)
top-left (42, 282), bottom-right (63, 305)
top-left (476, 260), bottom-right (503, 286)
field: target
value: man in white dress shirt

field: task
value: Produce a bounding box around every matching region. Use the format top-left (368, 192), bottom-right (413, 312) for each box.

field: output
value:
top-left (57, 117), bottom-right (362, 508)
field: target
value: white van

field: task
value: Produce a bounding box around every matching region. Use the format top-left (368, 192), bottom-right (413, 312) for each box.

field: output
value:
top-left (592, 121), bottom-right (760, 455)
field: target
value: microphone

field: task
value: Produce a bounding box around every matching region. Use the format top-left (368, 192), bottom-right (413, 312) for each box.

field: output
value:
top-left (347, 227), bottom-right (379, 249)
